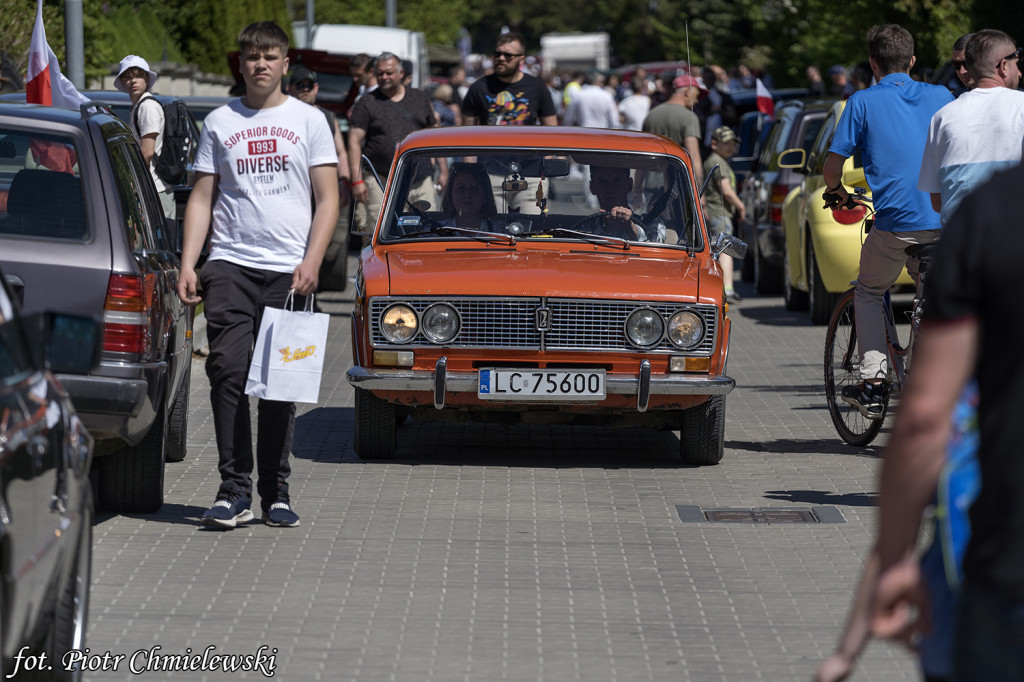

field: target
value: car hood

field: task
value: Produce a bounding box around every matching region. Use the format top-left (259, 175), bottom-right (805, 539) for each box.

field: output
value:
top-left (384, 247), bottom-right (708, 300)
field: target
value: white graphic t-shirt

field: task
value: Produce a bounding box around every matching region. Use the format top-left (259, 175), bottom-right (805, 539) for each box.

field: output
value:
top-left (195, 97), bottom-right (337, 272)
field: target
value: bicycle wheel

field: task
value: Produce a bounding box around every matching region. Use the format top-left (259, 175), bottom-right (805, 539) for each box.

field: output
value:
top-left (824, 289), bottom-right (886, 446)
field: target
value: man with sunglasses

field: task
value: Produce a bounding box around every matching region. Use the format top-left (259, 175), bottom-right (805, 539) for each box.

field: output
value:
top-left (919, 30), bottom-right (1024, 227)
top-left (949, 33), bottom-right (975, 95)
top-left (461, 32), bottom-right (557, 126)
top-left (287, 66), bottom-right (351, 209)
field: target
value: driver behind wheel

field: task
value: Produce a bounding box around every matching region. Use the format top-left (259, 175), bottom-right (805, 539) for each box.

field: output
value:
top-left (439, 162), bottom-right (501, 231)
top-left (582, 165), bottom-right (665, 242)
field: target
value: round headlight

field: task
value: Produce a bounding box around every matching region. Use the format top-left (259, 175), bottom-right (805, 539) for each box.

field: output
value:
top-left (625, 308), bottom-right (665, 348)
top-left (421, 303), bottom-right (460, 343)
top-left (380, 304), bottom-right (418, 343)
top-left (668, 310), bottom-right (704, 348)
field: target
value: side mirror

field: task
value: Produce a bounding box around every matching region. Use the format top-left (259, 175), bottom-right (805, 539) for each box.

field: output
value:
top-left (22, 312), bottom-right (101, 374)
top-left (777, 148), bottom-right (806, 170)
top-left (712, 232), bottom-right (748, 262)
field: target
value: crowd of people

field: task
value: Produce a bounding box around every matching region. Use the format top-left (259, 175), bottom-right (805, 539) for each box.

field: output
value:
top-left (142, 19), bottom-right (1024, 682)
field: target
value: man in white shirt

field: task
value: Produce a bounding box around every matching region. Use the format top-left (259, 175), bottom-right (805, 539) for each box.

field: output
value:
top-left (563, 72), bottom-right (620, 129)
top-left (918, 29), bottom-right (1024, 225)
top-left (178, 22), bottom-right (339, 530)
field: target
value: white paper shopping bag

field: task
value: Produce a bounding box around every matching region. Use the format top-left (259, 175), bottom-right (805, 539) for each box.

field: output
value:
top-left (245, 292), bottom-right (329, 403)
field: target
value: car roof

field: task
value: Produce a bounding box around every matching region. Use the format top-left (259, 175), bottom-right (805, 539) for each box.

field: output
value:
top-left (0, 100), bottom-right (121, 127)
top-left (396, 126), bottom-right (691, 157)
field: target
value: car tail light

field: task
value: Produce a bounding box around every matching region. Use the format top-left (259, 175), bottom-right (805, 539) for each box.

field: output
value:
top-left (102, 274), bottom-right (155, 356)
top-left (832, 204), bottom-right (868, 225)
top-left (769, 183), bottom-right (789, 224)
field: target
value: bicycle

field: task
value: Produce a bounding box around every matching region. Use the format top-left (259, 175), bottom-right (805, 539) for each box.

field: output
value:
top-left (822, 188), bottom-right (934, 446)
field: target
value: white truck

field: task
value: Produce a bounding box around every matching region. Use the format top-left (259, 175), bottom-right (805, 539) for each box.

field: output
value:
top-left (540, 32), bottom-right (611, 72)
top-left (309, 24), bottom-right (430, 88)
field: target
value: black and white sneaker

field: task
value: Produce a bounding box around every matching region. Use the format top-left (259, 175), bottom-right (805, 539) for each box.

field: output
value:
top-left (263, 502), bottom-right (300, 528)
top-left (201, 493), bottom-right (254, 529)
top-left (840, 382), bottom-right (888, 420)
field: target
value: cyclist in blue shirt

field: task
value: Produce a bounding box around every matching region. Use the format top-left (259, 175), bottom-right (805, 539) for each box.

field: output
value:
top-left (822, 24), bottom-right (952, 418)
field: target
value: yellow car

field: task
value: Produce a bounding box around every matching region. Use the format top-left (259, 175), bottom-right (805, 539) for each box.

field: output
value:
top-left (777, 100), bottom-right (912, 324)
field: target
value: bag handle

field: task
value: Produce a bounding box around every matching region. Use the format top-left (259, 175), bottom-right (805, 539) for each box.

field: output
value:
top-left (283, 288), bottom-right (316, 313)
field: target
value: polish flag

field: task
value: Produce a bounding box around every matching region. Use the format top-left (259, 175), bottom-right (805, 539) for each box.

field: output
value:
top-left (26, 0), bottom-right (88, 108)
top-left (755, 78), bottom-right (774, 117)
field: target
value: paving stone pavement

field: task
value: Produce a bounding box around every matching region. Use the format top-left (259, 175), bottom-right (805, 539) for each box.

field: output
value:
top-left (85, 269), bottom-right (921, 682)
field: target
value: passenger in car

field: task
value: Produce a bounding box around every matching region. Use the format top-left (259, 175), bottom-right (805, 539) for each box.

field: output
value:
top-left (439, 162), bottom-right (499, 231)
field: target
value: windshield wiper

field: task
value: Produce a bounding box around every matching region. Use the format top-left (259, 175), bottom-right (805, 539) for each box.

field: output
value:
top-left (401, 224), bottom-right (516, 246)
top-left (525, 227), bottom-right (630, 250)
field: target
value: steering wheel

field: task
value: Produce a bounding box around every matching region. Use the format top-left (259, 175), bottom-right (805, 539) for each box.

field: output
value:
top-left (570, 211), bottom-right (649, 240)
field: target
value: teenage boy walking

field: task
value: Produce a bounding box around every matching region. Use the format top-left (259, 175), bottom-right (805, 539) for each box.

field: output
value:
top-left (177, 21), bottom-right (339, 529)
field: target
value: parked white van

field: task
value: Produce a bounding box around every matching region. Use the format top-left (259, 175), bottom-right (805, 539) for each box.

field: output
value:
top-left (310, 24), bottom-right (430, 88)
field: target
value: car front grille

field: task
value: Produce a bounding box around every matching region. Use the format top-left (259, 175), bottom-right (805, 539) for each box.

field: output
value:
top-left (369, 297), bottom-right (718, 354)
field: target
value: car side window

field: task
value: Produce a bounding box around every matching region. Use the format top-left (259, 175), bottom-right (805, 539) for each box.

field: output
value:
top-left (108, 142), bottom-right (157, 251)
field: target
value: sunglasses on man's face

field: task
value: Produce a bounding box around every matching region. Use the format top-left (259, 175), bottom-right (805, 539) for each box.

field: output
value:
top-left (294, 80), bottom-right (315, 92)
top-left (1003, 47), bottom-right (1023, 64)
top-left (493, 50), bottom-right (524, 61)
top-left (951, 60), bottom-right (966, 71)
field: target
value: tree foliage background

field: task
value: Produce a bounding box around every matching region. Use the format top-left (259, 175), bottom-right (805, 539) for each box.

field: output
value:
top-left (0, 0), bottom-right (1016, 89)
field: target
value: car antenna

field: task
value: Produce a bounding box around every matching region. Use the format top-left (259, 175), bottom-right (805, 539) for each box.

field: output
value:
top-left (685, 20), bottom-right (699, 252)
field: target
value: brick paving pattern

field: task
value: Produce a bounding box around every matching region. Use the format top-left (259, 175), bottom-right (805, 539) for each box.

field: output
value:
top-left (86, 272), bottom-right (919, 681)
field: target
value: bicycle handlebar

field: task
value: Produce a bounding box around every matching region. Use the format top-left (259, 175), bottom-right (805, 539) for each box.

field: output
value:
top-left (822, 187), bottom-right (872, 211)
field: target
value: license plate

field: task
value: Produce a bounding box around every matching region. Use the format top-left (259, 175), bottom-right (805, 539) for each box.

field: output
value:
top-left (477, 369), bottom-right (606, 401)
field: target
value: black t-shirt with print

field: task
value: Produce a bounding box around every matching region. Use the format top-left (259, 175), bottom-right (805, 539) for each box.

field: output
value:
top-left (348, 87), bottom-right (436, 177)
top-left (462, 73), bottom-right (556, 126)
top-left (923, 162), bottom-right (1024, 598)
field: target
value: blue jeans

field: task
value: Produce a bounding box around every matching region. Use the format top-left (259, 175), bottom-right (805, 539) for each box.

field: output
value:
top-left (953, 580), bottom-right (1024, 681)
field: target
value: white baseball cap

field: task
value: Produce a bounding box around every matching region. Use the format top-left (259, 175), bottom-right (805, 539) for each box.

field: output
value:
top-left (115, 55), bottom-right (158, 92)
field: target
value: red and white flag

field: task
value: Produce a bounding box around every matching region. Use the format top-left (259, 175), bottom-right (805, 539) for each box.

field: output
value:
top-left (755, 78), bottom-right (774, 117)
top-left (26, 0), bottom-right (88, 108)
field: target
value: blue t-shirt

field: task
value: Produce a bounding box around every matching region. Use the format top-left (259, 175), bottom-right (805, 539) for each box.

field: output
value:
top-left (829, 73), bottom-right (952, 232)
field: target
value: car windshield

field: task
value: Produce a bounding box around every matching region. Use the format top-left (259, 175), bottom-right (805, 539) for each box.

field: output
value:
top-left (0, 128), bottom-right (88, 241)
top-left (379, 148), bottom-right (701, 248)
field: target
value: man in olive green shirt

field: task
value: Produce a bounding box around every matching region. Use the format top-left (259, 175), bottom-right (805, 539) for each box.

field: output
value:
top-left (703, 126), bottom-right (746, 301)
top-left (642, 74), bottom-right (706, 186)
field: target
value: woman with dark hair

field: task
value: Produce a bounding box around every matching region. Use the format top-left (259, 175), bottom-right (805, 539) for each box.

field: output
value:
top-left (440, 162), bottom-right (499, 230)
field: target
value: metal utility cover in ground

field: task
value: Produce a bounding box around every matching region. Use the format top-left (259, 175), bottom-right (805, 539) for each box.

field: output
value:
top-left (675, 505), bottom-right (846, 524)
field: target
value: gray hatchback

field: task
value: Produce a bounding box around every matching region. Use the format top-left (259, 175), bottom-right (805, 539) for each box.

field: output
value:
top-left (0, 101), bottom-right (192, 513)
top-left (738, 98), bottom-right (834, 294)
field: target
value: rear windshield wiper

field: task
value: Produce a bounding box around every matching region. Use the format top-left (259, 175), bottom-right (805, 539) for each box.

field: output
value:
top-left (401, 225), bottom-right (516, 246)
top-left (524, 227), bottom-right (630, 250)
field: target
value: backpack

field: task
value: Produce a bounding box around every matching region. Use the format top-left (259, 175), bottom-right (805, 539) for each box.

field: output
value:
top-left (134, 95), bottom-right (195, 186)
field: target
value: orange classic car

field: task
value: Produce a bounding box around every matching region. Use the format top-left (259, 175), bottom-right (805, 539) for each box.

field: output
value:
top-left (347, 127), bottom-right (746, 464)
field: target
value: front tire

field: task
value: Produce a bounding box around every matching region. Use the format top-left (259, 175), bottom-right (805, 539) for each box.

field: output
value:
top-left (824, 290), bottom-right (885, 446)
top-left (48, 496), bottom-right (92, 682)
top-left (783, 246), bottom-right (808, 311)
top-left (754, 236), bottom-right (783, 295)
top-left (165, 362), bottom-right (190, 463)
top-left (680, 396), bottom-right (726, 465)
top-left (354, 388), bottom-right (398, 459)
top-left (97, 401), bottom-right (166, 513)
top-left (808, 237), bottom-right (838, 325)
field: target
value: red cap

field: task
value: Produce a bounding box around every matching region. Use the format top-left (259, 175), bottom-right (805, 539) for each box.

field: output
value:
top-left (673, 74), bottom-right (709, 95)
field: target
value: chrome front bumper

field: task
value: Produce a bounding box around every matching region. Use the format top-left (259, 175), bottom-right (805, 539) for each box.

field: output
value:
top-left (348, 358), bottom-right (735, 412)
